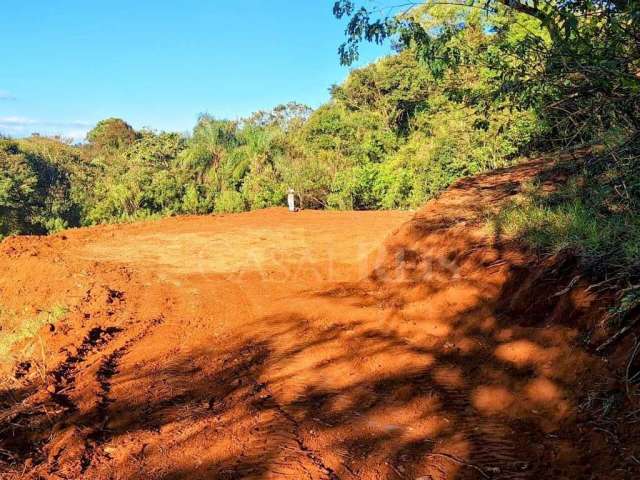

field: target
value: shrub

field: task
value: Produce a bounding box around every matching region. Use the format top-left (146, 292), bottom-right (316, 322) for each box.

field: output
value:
top-left (181, 184), bottom-right (212, 214)
top-left (0, 139), bottom-right (81, 237)
top-left (328, 164), bottom-right (380, 210)
top-left (215, 190), bottom-right (246, 214)
top-left (242, 164), bottom-right (287, 209)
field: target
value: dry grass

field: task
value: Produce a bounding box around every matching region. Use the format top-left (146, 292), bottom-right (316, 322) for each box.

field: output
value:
top-left (0, 305), bottom-right (68, 384)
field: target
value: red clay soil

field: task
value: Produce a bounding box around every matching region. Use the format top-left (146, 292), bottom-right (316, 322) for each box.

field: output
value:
top-left (1, 159), bottom-right (639, 479)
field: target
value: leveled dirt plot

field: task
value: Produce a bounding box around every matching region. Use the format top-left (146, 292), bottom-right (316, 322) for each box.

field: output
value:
top-left (76, 209), bottom-right (411, 278)
top-left (0, 162), bottom-right (637, 480)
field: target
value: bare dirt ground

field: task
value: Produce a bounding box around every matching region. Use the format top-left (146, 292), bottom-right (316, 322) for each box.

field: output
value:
top-left (1, 159), bottom-right (639, 479)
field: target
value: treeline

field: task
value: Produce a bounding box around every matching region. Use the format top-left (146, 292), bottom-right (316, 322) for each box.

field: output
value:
top-left (1, 41), bottom-right (542, 238)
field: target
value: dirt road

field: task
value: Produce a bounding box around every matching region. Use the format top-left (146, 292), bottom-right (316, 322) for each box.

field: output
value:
top-left (1, 160), bottom-right (637, 479)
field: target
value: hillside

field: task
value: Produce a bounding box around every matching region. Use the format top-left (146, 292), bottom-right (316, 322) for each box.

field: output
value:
top-left (1, 158), bottom-right (638, 479)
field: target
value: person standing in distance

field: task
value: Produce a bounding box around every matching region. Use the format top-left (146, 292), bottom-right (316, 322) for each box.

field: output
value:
top-left (287, 188), bottom-right (296, 212)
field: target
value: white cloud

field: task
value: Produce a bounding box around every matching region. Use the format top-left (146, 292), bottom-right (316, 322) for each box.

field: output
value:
top-left (0, 116), bottom-right (93, 142)
top-left (60, 128), bottom-right (91, 142)
top-left (0, 116), bottom-right (38, 126)
top-left (0, 90), bottom-right (16, 101)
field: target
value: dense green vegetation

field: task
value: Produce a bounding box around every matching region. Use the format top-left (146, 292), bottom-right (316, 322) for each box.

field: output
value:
top-left (0, 40), bottom-right (541, 234)
top-left (2, 1), bottom-right (638, 320)
top-left (334, 0), bottom-right (639, 322)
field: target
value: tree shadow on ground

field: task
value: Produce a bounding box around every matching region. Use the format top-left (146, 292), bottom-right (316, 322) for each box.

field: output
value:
top-left (1, 158), bottom-right (633, 479)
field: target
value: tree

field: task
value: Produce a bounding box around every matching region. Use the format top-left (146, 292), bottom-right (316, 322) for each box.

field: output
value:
top-left (0, 141), bottom-right (38, 236)
top-left (245, 102), bottom-right (313, 131)
top-left (333, 1), bottom-right (640, 143)
top-left (333, 0), bottom-right (637, 60)
top-left (0, 139), bottom-right (80, 236)
top-left (331, 49), bottom-right (431, 132)
top-left (180, 115), bottom-right (239, 186)
top-left (86, 118), bottom-right (138, 151)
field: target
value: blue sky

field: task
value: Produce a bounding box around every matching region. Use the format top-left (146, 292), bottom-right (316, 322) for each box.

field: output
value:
top-left (0, 1), bottom-right (390, 141)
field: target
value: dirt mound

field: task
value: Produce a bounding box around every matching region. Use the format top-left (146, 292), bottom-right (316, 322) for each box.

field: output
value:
top-left (1, 160), bottom-right (638, 479)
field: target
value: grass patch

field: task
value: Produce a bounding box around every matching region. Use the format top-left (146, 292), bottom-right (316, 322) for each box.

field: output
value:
top-left (0, 305), bottom-right (68, 372)
top-left (492, 179), bottom-right (640, 272)
top-left (489, 142), bottom-right (640, 330)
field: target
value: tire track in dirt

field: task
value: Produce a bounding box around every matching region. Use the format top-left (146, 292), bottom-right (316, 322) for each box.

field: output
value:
top-left (49, 325), bottom-right (123, 412)
top-left (422, 374), bottom-right (531, 480)
top-left (48, 286), bottom-right (128, 412)
top-left (80, 315), bottom-right (166, 472)
top-left (253, 381), bottom-right (341, 480)
top-left (0, 325), bottom-right (123, 471)
top-left (221, 343), bottom-right (342, 480)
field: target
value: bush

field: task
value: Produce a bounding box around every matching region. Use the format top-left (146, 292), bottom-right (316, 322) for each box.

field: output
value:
top-left (0, 139), bottom-right (80, 237)
top-left (215, 190), bottom-right (246, 214)
top-left (242, 164), bottom-right (287, 210)
top-left (328, 164), bottom-right (380, 210)
top-left (42, 217), bottom-right (69, 234)
top-left (277, 152), bottom-right (334, 209)
top-left (181, 184), bottom-right (212, 214)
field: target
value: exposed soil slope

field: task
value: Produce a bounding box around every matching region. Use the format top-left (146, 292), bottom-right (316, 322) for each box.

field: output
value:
top-left (1, 159), bottom-right (637, 479)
